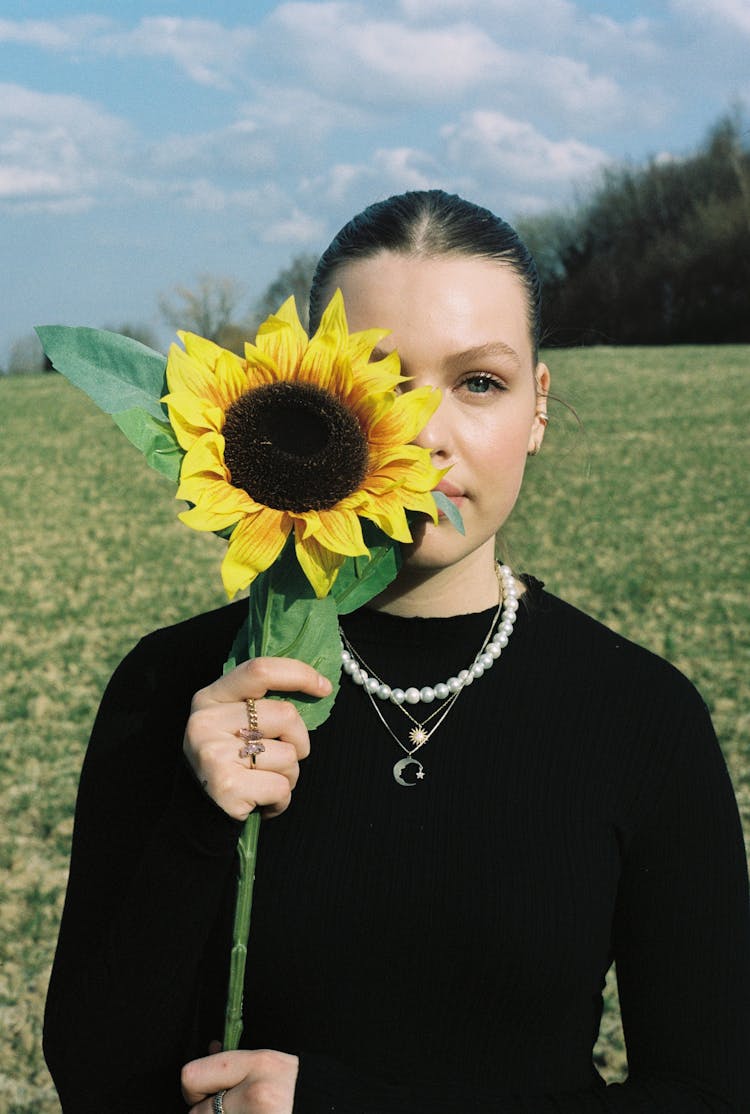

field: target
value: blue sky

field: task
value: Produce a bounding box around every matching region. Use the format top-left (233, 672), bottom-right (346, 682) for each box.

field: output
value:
top-left (1, 0), bottom-right (748, 366)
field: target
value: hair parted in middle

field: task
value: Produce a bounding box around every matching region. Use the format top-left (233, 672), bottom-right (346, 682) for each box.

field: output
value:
top-left (309, 189), bottom-right (542, 359)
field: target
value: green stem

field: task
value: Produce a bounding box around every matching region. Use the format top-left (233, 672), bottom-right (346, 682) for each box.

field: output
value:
top-left (222, 810), bottom-right (261, 1050)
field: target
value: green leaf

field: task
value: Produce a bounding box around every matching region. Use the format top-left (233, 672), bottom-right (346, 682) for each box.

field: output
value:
top-left (227, 539), bottom-right (342, 730)
top-left (332, 521), bottom-right (402, 614)
top-left (35, 326), bottom-right (167, 420)
top-left (112, 408), bottom-right (184, 482)
top-left (431, 489), bottom-right (465, 534)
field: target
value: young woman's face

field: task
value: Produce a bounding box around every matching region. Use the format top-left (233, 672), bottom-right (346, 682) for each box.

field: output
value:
top-left (335, 252), bottom-right (550, 577)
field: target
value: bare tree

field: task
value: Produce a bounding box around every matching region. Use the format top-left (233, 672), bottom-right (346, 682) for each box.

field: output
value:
top-left (103, 322), bottom-right (161, 350)
top-left (159, 274), bottom-right (248, 344)
top-left (252, 253), bottom-right (319, 332)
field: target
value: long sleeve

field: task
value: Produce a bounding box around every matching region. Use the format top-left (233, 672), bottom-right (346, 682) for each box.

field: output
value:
top-left (44, 607), bottom-right (245, 1113)
top-left (603, 692), bottom-right (750, 1112)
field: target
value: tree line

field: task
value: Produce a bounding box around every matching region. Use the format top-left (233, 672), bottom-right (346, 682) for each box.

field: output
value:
top-left (5, 108), bottom-right (748, 372)
top-left (518, 108), bottom-right (750, 345)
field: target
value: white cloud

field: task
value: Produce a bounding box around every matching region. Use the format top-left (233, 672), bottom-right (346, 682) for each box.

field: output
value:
top-left (532, 55), bottom-right (623, 121)
top-left (265, 2), bottom-right (634, 128)
top-left (441, 111), bottom-right (607, 185)
top-left (96, 17), bottom-right (257, 90)
top-left (398, 0), bottom-right (577, 33)
top-left (398, 0), bottom-right (658, 61)
top-left (151, 120), bottom-right (276, 177)
top-left (269, 2), bottom-right (512, 101)
top-left (671, 0), bottom-right (750, 36)
top-left (245, 87), bottom-right (373, 148)
top-left (150, 89), bottom-right (370, 188)
top-left (262, 208), bottom-right (327, 244)
top-left (374, 147), bottom-right (437, 189)
top-left (0, 16), bottom-right (256, 90)
top-left (307, 145), bottom-right (443, 208)
top-left (166, 175), bottom-right (323, 246)
top-left (0, 16), bottom-right (111, 50)
top-left (0, 84), bottom-right (133, 211)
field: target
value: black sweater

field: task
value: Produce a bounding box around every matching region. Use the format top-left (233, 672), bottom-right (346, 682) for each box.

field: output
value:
top-left (44, 582), bottom-right (750, 1112)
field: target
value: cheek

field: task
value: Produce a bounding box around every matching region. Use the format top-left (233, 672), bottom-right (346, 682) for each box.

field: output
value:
top-left (478, 414), bottom-right (533, 472)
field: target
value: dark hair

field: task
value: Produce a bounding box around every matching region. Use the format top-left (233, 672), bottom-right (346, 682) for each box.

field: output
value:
top-left (309, 189), bottom-right (542, 360)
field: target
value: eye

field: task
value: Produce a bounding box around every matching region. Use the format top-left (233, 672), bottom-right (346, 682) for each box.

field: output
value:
top-left (458, 373), bottom-right (507, 395)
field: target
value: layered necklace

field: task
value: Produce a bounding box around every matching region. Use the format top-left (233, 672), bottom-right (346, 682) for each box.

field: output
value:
top-left (339, 563), bottom-right (519, 786)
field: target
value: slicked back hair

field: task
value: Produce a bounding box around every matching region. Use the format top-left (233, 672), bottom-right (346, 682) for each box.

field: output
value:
top-left (309, 189), bottom-right (542, 361)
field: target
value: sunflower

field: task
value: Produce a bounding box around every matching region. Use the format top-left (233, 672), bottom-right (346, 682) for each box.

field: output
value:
top-left (161, 290), bottom-right (442, 598)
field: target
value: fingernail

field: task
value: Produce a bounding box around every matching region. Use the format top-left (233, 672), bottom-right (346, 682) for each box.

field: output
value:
top-left (319, 674), bottom-right (333, 694)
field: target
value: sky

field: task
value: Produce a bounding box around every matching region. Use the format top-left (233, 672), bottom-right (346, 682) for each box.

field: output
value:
top-left (1, 0), bottom-right (748, 367)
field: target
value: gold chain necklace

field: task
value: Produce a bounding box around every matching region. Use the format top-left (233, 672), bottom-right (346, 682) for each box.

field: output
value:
top-left (340, 564), bottom-right (518, 785)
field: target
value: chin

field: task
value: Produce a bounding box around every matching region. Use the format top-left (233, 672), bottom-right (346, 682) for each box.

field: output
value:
top-left (401, 518), bottom-right (482, 572)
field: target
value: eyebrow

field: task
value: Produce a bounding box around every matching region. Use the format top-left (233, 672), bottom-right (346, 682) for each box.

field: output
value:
top-left (371, 340), bottom-right (521, 368)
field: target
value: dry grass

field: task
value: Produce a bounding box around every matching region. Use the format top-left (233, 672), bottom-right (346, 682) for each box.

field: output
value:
top-left (2, 346), bottom-right (748, 1110)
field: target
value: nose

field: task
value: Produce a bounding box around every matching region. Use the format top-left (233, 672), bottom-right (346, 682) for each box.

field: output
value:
top-left (412, 394), bottom-right (454, 461)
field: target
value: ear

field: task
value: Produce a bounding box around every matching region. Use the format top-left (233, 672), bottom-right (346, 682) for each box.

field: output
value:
top-left (527, 362), bottom-right (551, 455)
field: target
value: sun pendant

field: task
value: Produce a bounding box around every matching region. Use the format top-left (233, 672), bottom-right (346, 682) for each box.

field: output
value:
top-left (408, 725), bottom-right (429, 748)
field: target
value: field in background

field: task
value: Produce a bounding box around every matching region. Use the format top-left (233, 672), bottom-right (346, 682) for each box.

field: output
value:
top-left (2, 346), bottom-right (748, 1111)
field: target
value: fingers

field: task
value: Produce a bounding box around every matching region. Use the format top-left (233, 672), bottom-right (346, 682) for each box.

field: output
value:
top-left (192, 657), bottom-right (332, 711)
top-left (182, 1049), bottom-right (299, 1112)
top-left (182, 1050), bottom-right (253, 1103)
top-left (187, 734), bottom-right (299, 822)
top-left (189, 697), bottom-right (312, 761)
top-left (184, 658), bottom-right (332, 822)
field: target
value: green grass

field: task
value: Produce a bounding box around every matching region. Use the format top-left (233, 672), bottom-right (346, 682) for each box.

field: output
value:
top-left (2, 347), bottom-right (748, 1110)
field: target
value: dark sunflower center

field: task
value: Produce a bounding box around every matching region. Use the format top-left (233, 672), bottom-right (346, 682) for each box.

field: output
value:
top-left (223, 380), bottom-right (369, 512)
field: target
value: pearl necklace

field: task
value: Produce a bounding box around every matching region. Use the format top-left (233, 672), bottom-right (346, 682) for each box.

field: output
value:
top-left (339, 564), bottom-right (518, 785)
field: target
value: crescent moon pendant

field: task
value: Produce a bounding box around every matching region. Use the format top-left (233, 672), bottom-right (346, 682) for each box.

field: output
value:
top-left (393, 757), bottom-right (425, 786)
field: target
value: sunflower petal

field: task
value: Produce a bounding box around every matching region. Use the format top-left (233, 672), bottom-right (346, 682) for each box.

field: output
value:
top-left (347, 357), bottom-right (407, 420)
top-left (178, 474), bottom-right (259, 516)
top-left (315, 287), bottom-right (347, 339)
top-left (179, 331), bottom-right (227, 369)
top-left (299, 334), bottom-right (353, 397)
top-left (294, 526), bottom-right (348, 599)
top-left (178, 432), bottom-right (227, 481)
top-left (359, 493), bottom-right (413, 543)
top-left (368, 448), bottom-right (445, 493)
top-left (179, 499), bottom-right (245, 532)
top-left (166, 344), bottom-right (217, 399)
top-left (347, 326), bottom-right (390, 366)
top-left (367, 386), bottom-right (441, 445)
top-left (243, 342), bottom-right (281, 385)
top-left (307, 506), bottom-right (369, 558)
top-left (299, 290), bottom-right (353, 394)
top-left (163, 393), bottom-right (225, 450)
top-left (401, 487), bottom-right (440, 522)
top-left (215, 350), bottom-right (252, 407)
top-left (222, 508), bottom-right (291, 598)
top-left (253, 297), bottom-right (308, 380)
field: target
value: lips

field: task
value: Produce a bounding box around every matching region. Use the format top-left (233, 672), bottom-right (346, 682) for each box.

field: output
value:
top-left (434, 480), bottom-right (464, 499)
top-left (433, 480), bottom-right (465, 517)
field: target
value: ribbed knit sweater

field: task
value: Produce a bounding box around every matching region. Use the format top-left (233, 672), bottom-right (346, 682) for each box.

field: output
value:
top-left (44, 581), bottom-right (750, 1112)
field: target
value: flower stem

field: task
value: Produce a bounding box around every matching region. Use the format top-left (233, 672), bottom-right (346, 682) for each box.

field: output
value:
top-left (222, 810), bottom-right (261, 1051)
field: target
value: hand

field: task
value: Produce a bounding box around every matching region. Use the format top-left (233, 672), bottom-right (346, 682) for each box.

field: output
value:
top-left (184, 657), bottom-right (332, 821)
top-left (182, 1048), bottom-right (299, 1113)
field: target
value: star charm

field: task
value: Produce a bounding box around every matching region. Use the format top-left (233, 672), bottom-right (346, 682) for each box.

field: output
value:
top-left (416, 767), bottom-right (426, 779)
top-left (409, 726), bottom-right (429, 748)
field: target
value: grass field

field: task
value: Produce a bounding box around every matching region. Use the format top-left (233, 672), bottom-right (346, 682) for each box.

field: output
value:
top-left (2, 346), bottom-right (748, 1112)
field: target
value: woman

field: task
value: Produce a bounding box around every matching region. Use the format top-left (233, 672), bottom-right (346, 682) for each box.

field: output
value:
top-left (44, 191), bottom-right (750, 1113)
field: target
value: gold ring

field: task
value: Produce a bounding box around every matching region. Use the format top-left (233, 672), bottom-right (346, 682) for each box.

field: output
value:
top-left (236, 697), bottom-right (264, 759)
